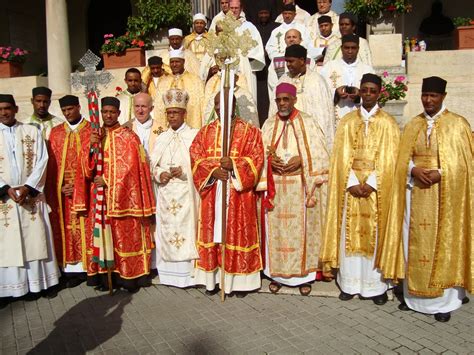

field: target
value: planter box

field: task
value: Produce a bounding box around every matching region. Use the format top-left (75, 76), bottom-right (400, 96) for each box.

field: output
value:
top-left (102, 48), bottom-right (146, 69)
top-left (0, 61), bottom-right (23, 78)
top-left (383, 99), bottom-right (407, 129)
top-left (455, 26), bottom-right (474, 49)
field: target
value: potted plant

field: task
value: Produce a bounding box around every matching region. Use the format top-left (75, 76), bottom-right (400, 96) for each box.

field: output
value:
top-left (126, 0), bottom-right (193, 49)
top-left (0, 46), bottom-right (28, 78)
top-left (379, 71), bottom-right (408, 127)
top-left (453, 17), bottom-right (474, 49)
top-left (345, 0), bottom-right (413, 34)
top-left (100, 32), bottom-right (151, 69)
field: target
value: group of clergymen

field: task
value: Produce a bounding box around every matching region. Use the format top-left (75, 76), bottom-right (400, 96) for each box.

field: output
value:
top-left (0, 0), bottom-right (473, 324)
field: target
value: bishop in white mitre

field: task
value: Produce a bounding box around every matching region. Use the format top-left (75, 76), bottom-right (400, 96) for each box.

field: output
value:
top-left (150, 89), bottom-right (200, 288)
top-left (0, 94), bottom-right (60, 307)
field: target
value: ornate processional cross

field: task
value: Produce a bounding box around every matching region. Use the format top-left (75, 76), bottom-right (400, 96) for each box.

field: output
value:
top-left (71, 50), bottom-right (113, 95)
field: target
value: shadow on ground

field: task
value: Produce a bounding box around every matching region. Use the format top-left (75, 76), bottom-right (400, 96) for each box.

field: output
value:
top-left (27, 292), bottom-right (131, 354)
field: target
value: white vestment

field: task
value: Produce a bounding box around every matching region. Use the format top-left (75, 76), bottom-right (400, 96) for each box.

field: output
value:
top-left (306, 10), bottom-right (340, 37)
top-left (324, 37), bottom-right (373, 66)
top-left (320, 58), bottom-right (374, 125)
top-left (402, 107), bottom-right (465, 314)
top-left (150, 123), bottom-right (200, 288)
top-left (275, 5), bottom-right (310, 25)
top-left (337, 105), bottom-right (389, 297)
top-left (0, 122), bottom-right (60, 297)
top-left (272, 70), bottom-right (336, 151)
top-left (29, 114), bottom-right (64, 140)
top-left (265, 21), bottom-right (312, 61)
top-left (209, 11), bottom-right (247, 31)
top-left (117, 91), bottom-right (139, 125)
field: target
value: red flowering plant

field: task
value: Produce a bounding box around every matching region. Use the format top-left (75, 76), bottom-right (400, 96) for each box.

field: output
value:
top-left (0, 46), bottom-right (28, 63)
top-left (100, 32), bottom-right (151, 55)
top-left (378, 71), bottom-right (408, 106)
top-left (345, 0), bottom-right (412, 21)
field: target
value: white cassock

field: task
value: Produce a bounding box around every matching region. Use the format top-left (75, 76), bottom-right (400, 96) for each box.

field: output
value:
top-left (275, 5), bottom-right (310, 25)
top-left (320, 58), bottom-right (374, 125)
top-left (209, 11), bottom-right (247, 30)
top-left (324, 37), bottom-right (373, 66)
top-left (337, 105), bottom-right (389, 297)
top-left (306, 10), bottom-right (340, 37)
top-left (271, 70), bottom-right (336, 151)
top-left (150, 123), bottom-right (200, 288)
top-left (29, 114), bottom-right (64, 141)
top-left (265, 21), bottom-right (312, 61)
top-left (117, 91), bottom-right (139, 125)
top-left (0, 122), bottom-right (60, 297)
top-left (402, 106), bottom-right (465, 314)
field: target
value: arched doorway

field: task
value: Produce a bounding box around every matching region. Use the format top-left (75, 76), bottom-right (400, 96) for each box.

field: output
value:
top-left (87, 0), bottom-right (132, 68)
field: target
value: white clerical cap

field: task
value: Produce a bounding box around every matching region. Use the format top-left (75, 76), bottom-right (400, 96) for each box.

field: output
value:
top-left (168, 28), bottom-right (183, 37)
top-left (193, 13), bottom-right (207, 22)
top-left (163, 89), bottom-right (189, 110)
top-left (169, 49), bottom-right (185, 59)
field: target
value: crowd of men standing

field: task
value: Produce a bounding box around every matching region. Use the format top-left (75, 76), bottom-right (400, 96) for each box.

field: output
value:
top-left (0, 0), bottom-right (472, 324)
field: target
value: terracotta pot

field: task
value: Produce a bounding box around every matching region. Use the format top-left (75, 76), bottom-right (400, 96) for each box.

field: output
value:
top-left (0, 61), bottom-right (23, 78)
top-left (102, 48), bottom-right (146, 69)
top-left (455, 26), bottom-right (474, 49)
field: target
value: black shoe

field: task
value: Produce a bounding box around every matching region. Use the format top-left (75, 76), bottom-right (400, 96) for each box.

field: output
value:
top-left (434, 312), bottom-right (451, 322)
top-left (0, 297), bottom-right (11, 309)
top-left (339, 291), bottom-right (354, 301)
top-left (398, 302), bottom-right (410, 311)
top-left (94, 285), bottom-right (110, 292)
top-left (126, 286), bottom-right (139, 294)
top-left (42, 287), bottom-right (58, 299)
top-left (205, 287), bottom-right (220, 296)
top-left (235, 291), bottom-right (248, 298)
top-left (23, 292), bottom-right (41, 302)
top-left (372, 292), bottom-right (388, 305)
top-left (66, 277), bottom-right (83, 288)
top-left (462, 296), bottom-right (469, 305)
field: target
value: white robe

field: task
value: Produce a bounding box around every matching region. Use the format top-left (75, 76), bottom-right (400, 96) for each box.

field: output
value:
top-left (323, 37), bottom-right (373, 66)
top-left (117, 91), bottom-right (139, 125)
top-left (275, 5), bottom-right (310, 25)
top-left (29, 114), bottom-right (64, 140)
top-left (0, 122), bottom-right (60, 297)
top-left (265, 21), bottom-right (312, 61)
top-left (320, 58), bottom-right (374, 125)
top-left (306, 10), bottom-right (340, 37)
top-left (402, 107), bottom-right (465, 314)
top-left (150, 123), bottom-right (200, 288)
top-left (337, 105), bottom-right (389, 297)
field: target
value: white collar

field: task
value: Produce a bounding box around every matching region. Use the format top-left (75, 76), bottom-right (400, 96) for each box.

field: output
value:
top-left (360, 104), bottom-right (379, 121)
top-left (342, 58), bottom-right (358, 67)
top-left (67, 117), bottom-right (84, 131)
top-left (135, 117), bottom-right (153, 129)
top-left (423, 104), bottom-right (446, 122)
top-left (0, 121), bottom-right (19, 131)
top-left (171, 122), bottom-right (187, 133)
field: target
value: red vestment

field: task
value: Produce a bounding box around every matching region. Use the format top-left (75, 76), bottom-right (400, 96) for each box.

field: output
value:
top-left (47, 120), bottom-right (97, 274)
top-left (83, 126), bottom-right (156, 279)
top-left (190, 118), bottom-right (264, 275)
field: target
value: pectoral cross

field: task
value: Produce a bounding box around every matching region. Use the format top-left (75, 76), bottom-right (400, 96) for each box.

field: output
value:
top-left (276, 32), bottom-right (283, 52)
top-left (169, 232), bottom-right (185, 249)
top-left (21, 135), bottom-right (36, 177)
top-left (0, 202), bottom-right (13, 227)
top-left (419, 219), bottom-right (431, 231)
top-left (167, 199), bottom-right (182, 216)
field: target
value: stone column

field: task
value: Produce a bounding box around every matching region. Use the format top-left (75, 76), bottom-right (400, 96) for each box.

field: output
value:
top-left (46, 0), bottom-right (71, 94)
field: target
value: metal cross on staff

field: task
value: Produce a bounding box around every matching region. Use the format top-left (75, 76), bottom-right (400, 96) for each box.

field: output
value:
top-left (72, 50), bottom-right (115, 295)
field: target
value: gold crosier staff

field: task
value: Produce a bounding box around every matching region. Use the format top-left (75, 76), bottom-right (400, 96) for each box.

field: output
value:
top-left (204, 13), bottom-right (257, 302)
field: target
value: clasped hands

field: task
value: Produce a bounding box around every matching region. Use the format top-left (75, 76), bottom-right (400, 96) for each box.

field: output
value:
top-left (7, 186), bottom-right (29, 205)
top-left (270, 154), bottom-right (302, 175)
top-left (348, 184), bottom-right (375, 198)
top-left (160, 166), bottom-right (184, 184)
top-left (411, 167), bottom-right (441, 188)
top-left (336, 86), bottom-right (359, 102)
top-left (211, 157), bottom-right (233, 181)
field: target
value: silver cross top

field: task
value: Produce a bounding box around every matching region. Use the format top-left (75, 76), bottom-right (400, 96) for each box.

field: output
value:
top-left (71, 50), bottom-right (113, 96)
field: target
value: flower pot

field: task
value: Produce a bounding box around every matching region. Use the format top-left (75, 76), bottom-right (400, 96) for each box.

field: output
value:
top-left (382, 99), bottom-right (407, 128)
top-left (370, 12), bottom-right (395, 35)
top-left (102, 48), bottom-right (146, 69)
top-left (0, 61), bottom-right (23, 78)
top-left (455, 26), bottom-right (474, 49)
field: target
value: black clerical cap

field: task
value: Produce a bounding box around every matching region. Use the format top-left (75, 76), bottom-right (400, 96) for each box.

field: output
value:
top-left (340, 12), bottom-right (357, 24)
top-left (285, 44), bottom-right (307, 59)
top-left (32, 86), bottom-right (52, 98)
top-left (101, 96), bottom-right (120, 109)
top-left (361, 73), bottom-right (382, 88)
top-left (0, 94), bottom-right (16, 106)
top-left (342, 34), bottom-right (359, 45)
top-left (148, 56), bottom-right (163, 65)
top-left (422, 76), bottom-right (447, 93)
top-left (318, 15), bottom-right (332, 25)
top-left (256, 0), bottom-right (271, 11)
top-left (282, 4), bottom-right (296, 12)
top-left (59, 95), bottom-right (79, 107)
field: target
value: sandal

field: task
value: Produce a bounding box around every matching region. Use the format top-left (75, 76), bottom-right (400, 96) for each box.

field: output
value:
top-left (299, 283), bottom-right (312, 296)
top-left (269, 281), bottom-right (282, 294)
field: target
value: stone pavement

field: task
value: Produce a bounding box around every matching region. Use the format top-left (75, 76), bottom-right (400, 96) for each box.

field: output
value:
top-left (1, 282), bottom-right (473, 355)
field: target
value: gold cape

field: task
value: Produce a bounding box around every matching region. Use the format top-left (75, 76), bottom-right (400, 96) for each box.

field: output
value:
top-left (376, 110), bottom-right (474, 294)
top-left (320, 109), bottom-right (400, 271)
